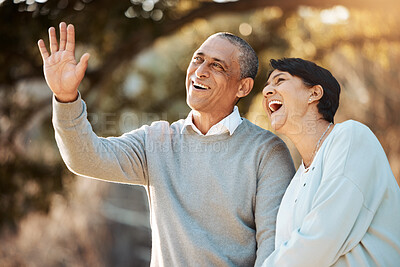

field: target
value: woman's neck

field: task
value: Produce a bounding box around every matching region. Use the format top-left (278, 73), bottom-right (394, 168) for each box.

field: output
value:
top-left (285, 119), bottom-right (333, 168)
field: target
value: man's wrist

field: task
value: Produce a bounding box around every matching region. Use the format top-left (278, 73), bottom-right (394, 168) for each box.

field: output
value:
top-left (54, 92), bottom-right (79, 103)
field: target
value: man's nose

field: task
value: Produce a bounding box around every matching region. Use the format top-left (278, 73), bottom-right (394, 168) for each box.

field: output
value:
top-left (262, 85), bottom-right (275, 97)
top-left (195, 63), bottom-right (209, 78)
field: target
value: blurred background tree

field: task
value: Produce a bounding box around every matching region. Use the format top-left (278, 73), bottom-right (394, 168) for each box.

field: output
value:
top-left (1, 0), bottom-right (399, 266)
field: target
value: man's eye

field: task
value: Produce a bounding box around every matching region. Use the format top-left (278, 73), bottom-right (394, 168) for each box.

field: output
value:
top-left (193, 56), bottom-right (202, 63)
top-left (212, 62), bottom-right (223, 70)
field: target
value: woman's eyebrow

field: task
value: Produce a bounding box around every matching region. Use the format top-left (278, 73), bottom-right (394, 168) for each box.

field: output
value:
top-left (265, 72), bottom-right (285, 86)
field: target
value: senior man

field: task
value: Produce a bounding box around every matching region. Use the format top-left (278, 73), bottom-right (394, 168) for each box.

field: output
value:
top-left (38, 22), bottom-right (295, 266)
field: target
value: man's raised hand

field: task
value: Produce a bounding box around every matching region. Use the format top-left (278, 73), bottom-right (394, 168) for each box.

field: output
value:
top-left (38, 22), bottom-right (90, 102)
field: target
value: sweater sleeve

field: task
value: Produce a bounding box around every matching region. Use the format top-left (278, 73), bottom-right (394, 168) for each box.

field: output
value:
top-left (52, 94), bottom-right (148, 185)
top-left (261, 121), bottom-right (386, 267)
top-left (254, 138), bottom-right (295, 267)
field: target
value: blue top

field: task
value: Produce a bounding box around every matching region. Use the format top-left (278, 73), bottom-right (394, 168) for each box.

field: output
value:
top-left (263, 120), bottom-right (400, 266)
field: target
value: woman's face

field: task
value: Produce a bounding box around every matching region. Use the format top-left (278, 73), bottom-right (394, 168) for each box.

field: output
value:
top-left (262, 69), bottom-right (312, 134)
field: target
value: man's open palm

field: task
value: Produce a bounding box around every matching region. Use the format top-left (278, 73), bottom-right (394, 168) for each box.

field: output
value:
top-left (38, 22), bottom-right (90, 102)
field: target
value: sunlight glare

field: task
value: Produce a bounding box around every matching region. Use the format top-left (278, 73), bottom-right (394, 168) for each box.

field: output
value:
top-left (213, 0), bottom-right (239, 3)
top-left (320, 5), bottom-right (349, 24)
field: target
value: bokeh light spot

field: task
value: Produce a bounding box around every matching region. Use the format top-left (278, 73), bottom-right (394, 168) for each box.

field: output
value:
top-left (151, 9), bottom-right (163, 21)
top-left (73, 1), bottom-right (85, 11)
top-left (239, 23), bottom-right (252, 36)
top-left (142, 0), bottom-right (154, 12)
top-left (125, 6), bottom-right (137, 18)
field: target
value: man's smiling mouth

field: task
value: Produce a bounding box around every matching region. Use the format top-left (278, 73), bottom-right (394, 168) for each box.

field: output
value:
top-left (192, 81), bottom-right (210, 90)
top-left (268, 100), bottom-right (283, 113)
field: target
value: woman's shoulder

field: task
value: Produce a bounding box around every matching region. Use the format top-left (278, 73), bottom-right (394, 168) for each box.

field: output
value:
top-left (336, 119), bottom-right (369, 130)
top-left (333, 120), bottom-right (374, 139)
top-left (330, 119), bottom-right (383, 156)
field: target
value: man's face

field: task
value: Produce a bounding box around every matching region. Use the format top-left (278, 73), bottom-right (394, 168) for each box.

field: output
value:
top-left (185, 36), bottom-right (243, 115)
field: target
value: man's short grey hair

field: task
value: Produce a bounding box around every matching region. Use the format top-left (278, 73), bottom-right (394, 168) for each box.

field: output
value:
top-left (211, 32), bottom-right (259, 80)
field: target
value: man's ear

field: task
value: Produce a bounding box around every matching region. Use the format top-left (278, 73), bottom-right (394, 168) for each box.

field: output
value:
top-left (309, 84), bottom-right (324, 103)
top-left (236, 78), bottom-right (254, 98)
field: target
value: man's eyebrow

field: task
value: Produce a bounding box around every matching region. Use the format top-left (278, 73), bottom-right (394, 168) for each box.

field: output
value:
top-left (213, 58), bottom-right (228, 68)
top-left (195, 52), bottom-right (228, 68)
top-left (265, 72), bottom-right (285, 86)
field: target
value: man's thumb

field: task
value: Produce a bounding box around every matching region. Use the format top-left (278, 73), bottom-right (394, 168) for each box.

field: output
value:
top-left (76, 53), bottom-right (90, 77)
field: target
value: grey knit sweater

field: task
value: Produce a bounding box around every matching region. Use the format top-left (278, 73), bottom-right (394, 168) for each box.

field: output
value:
top-left (52, 95), bottom-right (295, 267)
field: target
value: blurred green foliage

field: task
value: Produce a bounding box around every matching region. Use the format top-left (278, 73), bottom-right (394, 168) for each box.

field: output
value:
top-left (0, 0), bottom-right (291, 231)
top-left (1, 0), bottom-right (400, 246)
top-left (0, 0), bottom-right (264, 231)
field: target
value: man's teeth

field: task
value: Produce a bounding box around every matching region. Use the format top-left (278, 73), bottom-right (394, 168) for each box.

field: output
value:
top-left (269, 100), bottom-right (283, 112)
top-left (193, 82), bottom-right (209, 90)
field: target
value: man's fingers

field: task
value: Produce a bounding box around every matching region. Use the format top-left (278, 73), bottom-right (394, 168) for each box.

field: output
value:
top-left (59, 22), bottom-right (67, 51)
top-left (65, 24), bottom-right (75, 54)
top-left (49, 27), bottom-right (58, 54)
top-left (37, 39), bottom-right (49, 61)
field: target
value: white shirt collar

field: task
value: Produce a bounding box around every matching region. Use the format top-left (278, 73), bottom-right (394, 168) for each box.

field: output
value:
top-left (181, 106), bottom-right (242, 136)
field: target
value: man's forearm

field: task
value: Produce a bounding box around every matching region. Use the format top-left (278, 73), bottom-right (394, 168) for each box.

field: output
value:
top-left (52, 94), bottom-right (147, 185)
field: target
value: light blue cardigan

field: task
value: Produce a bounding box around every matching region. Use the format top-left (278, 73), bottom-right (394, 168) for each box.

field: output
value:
top-left (263, 120), bottom-right (400, 266)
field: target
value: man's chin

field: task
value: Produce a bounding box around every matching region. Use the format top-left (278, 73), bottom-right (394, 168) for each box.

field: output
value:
top-left (186, 95), bottom-right (207, 108)
top-left (186, 100), bottom-right (203, 112)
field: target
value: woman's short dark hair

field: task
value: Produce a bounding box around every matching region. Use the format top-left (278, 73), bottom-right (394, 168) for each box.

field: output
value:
top-left (267, 58), bottom-right (341, 123)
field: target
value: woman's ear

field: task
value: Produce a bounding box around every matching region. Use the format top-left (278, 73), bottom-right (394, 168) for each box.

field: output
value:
top-left (236, 78), bottom-right (254, 98)
top-left (308, 85), bottom-right (324, 103)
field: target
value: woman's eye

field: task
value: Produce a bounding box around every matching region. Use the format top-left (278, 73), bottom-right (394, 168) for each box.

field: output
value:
top-left (276, 78), bottom-right (285, 84)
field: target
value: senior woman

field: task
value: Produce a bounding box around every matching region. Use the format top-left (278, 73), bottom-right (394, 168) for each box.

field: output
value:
top-left (261, 58), bottom-right (400, 266)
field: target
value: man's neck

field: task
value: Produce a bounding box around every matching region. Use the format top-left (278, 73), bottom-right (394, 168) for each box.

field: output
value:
top-left (191, 108), bottom-right (234, 135)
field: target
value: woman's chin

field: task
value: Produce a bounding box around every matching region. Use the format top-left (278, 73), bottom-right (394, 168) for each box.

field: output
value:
top-left (269, 109), bottom-right (286, 133)
top-left (270, 119), bottom-right (285, 133)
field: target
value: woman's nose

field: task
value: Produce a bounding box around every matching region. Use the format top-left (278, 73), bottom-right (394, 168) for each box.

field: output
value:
top-left (262, 85), bottom-right (275, 97)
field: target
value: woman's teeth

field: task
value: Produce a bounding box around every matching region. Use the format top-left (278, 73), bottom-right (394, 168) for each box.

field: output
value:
top-left (269, 100), bottom-right (283, 112)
